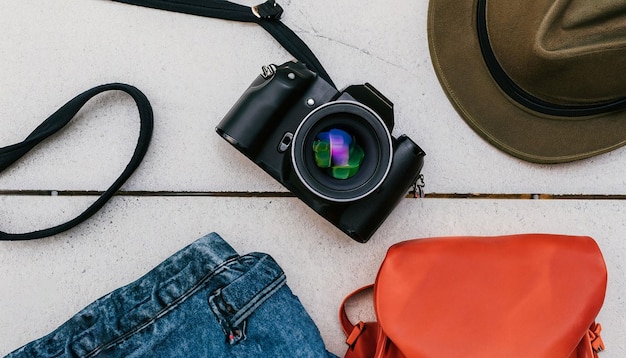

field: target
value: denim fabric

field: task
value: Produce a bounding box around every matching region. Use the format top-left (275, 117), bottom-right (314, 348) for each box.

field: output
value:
top-left (6, 233), bottom-right (338, 358)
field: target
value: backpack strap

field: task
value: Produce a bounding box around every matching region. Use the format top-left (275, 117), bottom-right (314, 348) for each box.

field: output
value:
top-left (588, 322), bottom-right (605, 357)
top-left (110, 0), bottom-right (336, 88)
top-left (339, 284), bottom-right (374, 337)
top-left (0, 83), bottom-right (153, 241)
top-left (340, 285), bottom-right (398, 358)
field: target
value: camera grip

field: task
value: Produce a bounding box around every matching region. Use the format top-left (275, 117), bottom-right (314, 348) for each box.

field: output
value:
top-left (216, 62), bottom-right (316, 156)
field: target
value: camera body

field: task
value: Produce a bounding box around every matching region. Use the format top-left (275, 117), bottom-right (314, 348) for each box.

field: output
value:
top-left (216, 61), bottom-right (425, 243)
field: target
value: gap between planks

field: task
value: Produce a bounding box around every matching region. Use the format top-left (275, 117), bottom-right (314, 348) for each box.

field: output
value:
top-left (0, 190), bottom-right (625, 200)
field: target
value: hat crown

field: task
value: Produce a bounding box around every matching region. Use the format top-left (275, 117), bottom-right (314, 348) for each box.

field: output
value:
top-left (488, 0), bottom-right (626, 106)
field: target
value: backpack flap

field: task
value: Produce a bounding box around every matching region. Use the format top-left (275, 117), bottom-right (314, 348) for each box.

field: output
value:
top-left (373, 234), bottom-right (607, 358)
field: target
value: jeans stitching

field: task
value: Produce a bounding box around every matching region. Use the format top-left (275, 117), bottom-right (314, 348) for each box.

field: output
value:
top-left (231, 273), bottom-right (286, 328)
top-left (81, 255), bottom-right (240, 358)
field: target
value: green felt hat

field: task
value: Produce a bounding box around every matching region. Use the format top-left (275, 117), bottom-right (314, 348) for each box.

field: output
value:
top-left (428, 0), bottom-right (626, 163)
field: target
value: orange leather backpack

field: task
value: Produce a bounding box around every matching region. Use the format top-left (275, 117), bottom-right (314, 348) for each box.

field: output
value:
top-left (340, 234), bottom-right (607, 358)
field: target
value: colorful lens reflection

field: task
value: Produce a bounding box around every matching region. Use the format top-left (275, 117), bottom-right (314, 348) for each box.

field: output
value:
top-left (313, 129), bottom-right (364, 179)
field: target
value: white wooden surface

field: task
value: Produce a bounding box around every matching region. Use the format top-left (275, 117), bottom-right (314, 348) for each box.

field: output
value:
top-left (1, 0), bottom-right (624, 356)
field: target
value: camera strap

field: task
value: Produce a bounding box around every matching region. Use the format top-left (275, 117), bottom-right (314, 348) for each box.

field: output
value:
top-left (110, 0), bottom-right (336, 88)
top-left (1, 1), bottom-right (328, 241)
top-left (0, 83), bottom-right (154, 241)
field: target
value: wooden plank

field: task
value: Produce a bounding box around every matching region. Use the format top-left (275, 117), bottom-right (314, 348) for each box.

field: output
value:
top-left (0, 196), bottom-right (624, 356)
top-left (1, 0), bottom-right (626, 195)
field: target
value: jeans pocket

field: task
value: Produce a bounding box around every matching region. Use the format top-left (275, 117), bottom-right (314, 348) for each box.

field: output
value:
top-left (207, 253), bottom-right (287, 346)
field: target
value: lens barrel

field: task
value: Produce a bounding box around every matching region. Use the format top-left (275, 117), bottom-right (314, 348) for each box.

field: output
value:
top-left (291, 101), bottom-right (393, 202)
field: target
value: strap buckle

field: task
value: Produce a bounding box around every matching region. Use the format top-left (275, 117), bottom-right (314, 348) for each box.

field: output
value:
top-left (346, 321), bottom-right (366, 346)
top-left (588, 322), bottom-right (605, 354)
top-left (252, 0), bottom-right (283, 19)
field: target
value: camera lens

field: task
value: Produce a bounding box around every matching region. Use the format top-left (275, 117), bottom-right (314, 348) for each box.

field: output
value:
top-left (291, 101), bottom-right (393, 202)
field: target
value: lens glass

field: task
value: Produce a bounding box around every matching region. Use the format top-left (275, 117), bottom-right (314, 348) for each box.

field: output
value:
top-left (312, 128), bottom-right (364, 179)
top-left (292, 101), bottom-right (392, 202)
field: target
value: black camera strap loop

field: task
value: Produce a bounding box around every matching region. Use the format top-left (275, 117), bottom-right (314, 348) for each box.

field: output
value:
top-left (0, 83), bottom-right (154, 241)
top-left (1, 1), bottom-right (328, 241)
top-left (110, 0), bottom-right (336, 88)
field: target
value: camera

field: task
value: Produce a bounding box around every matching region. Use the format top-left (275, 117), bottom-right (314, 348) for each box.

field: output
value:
top-left (216, 61), bottom-right (425, 243)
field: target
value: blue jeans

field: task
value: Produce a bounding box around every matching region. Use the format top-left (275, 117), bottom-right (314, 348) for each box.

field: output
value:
top-left (6, 233), bottom-right (337, 358)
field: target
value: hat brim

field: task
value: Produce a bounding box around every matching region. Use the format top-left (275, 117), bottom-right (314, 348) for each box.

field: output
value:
top-left (427, 0), bottom-right (626, 163)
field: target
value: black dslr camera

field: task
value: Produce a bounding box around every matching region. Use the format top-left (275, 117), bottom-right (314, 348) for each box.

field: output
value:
top-left (216, 61), bottom-right (425, 242)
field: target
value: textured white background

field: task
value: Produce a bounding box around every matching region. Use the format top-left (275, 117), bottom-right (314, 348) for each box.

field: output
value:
top-left (1, 0), bottom-right (625, 356)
